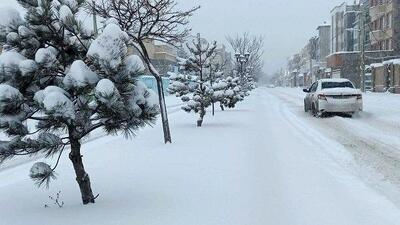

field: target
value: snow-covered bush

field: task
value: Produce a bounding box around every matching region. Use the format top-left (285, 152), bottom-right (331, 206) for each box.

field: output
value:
top-left (221, 76), bottom-right (244, 109)
top-left (0, 0), bottom-right (159, 205)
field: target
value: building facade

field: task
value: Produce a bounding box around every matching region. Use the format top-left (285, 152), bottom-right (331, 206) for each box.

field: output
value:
top-left (331, 3), bottom-right (360, 53)
top-left (369, 0), bottom-right (400, 53)
top-left (316, 24), bottom-right (331, 62)
top-left (328, 3), bottom-right (362, 87)
top-left (144, 40), bottom-right (178, 75)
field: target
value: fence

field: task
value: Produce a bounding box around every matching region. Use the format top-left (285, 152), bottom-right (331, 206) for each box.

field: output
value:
top-left (138, 75), bottom-right (170, 95)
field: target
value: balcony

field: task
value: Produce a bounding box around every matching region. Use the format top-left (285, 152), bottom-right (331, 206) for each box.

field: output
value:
top-left (370, 3), bottom-right (393, 21)
top-left (369, 29), bottom-right (393, 44)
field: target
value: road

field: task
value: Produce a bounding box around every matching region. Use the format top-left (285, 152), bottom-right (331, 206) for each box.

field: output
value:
top-left (269, 87), bottom-right (400, 206)
top-left (1, 87), bottom-right (400, 225)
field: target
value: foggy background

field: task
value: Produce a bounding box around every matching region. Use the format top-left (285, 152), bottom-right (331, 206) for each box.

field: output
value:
top-left (1, 0), bottom-right (356, 75)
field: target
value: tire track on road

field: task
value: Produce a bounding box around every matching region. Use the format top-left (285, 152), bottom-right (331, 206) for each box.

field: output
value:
top-left (265, 87), bottom-right (400, 208)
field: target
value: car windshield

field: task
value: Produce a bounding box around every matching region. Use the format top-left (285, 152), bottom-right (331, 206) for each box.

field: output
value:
top-left (321, 81), bottom-right (354, 89)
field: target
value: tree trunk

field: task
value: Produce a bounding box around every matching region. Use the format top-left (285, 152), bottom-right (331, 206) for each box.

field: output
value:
top-left (197, 107), bottom-right (205, 127)
top-left (220, 103), bottom-right (225, 111)
top-left (212, 102), bottom-right (215, 116)
top-left (197, 117), bottom-right (203, 127)
top-left (155, 76), bottom-right (172, 143)
top-left (135, 40), bottom-right (172, 144)
top-left (69, 138), bottom-right (95, 205)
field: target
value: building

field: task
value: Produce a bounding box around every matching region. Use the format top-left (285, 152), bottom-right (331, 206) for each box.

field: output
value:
top-left (331, 2), bottom-right (360, 53)
top-left (327, 2), bottom-right (361, 87)
top-left (316, 24), bottom-right (331, 62)
top-left (128, 39), bottom-right (178, 76)
top-left (353, 0), bottom-right (371, 51)
top-left (285, 37), bottom-right (320, 87)
top-left (326, 1), bottom-right (400, 88)
top-left (327, 52), bottom-right (361, 86)
top-left (369, 0), bottom-right (400, 53)
top-left (143, 40), bottom-right (178, 76)
top-left (315, 24), bottom-right (332, 80)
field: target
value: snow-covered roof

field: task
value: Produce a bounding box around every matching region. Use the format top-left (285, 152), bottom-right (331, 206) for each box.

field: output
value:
top-left (370, 63), bottom-right (384, 68)
top-left (383, 58), bottom-right (400, 65)
top-left (326, 51), bottom-right (360, 58)
top-left (317, 24), bottom-right (330, 29)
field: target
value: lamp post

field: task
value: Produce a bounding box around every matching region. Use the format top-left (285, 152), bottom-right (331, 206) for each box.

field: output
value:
top-left (235, 51), bottom-right (250, 82)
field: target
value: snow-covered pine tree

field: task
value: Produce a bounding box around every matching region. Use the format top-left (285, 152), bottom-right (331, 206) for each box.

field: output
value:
top-left (168, 72), bottom-right (192, 98)
top-left (221, 76), bottom-right (243, 109)
top-left (211, 76), bottom-right (228, 111)
top-left (0, 7), bottom-right (23, 47)
top-left (208, 55), bottom-right (225, 115)
top-left (210, 65), bottom-right (244, 111)
top-left (169, 34), bottom-right (217, 127)
top-left (0, 0), bottom-right (159, 205)
top-left (207, 52), bottom-right (245, 111)
top-left (90, 0), bottom-right (200, 143)
top-left (240, 71), bottom-right (256, 95)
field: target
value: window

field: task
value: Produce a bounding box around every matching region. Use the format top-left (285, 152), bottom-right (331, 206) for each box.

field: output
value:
top-left (310, 82), bottom-right (318, 92)
top-left (387, 13), bottom-right (392, 28)
top-left (379, 16), bottom-right (384, 30)
top-left (321, 81), bottom-right (354, 89)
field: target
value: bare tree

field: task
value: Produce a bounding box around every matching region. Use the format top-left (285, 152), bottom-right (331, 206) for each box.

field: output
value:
top-left (89, 0), bottom-right (200, 143)
top-left (226, 32), bottom-right (265, 81)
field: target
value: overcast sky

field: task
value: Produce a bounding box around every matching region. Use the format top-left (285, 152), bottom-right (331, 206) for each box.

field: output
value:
top-left (177, 0), bottom-right (357, 74)
top-left (1, 0), bottom-right (355, 74)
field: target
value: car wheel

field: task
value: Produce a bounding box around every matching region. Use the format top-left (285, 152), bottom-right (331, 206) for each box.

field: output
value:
top-left (312, 103), bottom-right (317, 117)
top-left (304, 100), bottom-right (309, 112)
top-left (312, 103), bottom-right (323, 118)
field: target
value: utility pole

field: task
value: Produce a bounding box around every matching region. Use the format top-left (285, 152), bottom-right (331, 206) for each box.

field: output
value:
top-left (309, 37), bottom-right (317, 85)
top-left (310, 47), bottom-right (315, 86)
top-left (359, 6), bottom-right (366, 92)
top-left (309, 43), bottom-right (313, 85)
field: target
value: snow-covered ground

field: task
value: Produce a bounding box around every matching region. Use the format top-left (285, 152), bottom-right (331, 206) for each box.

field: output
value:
top-left (271, 87), bottom-right (400, 205)
top-left (1, 88), bottom-right (400, 225)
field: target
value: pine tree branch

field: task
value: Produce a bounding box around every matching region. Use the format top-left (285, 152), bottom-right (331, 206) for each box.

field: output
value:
top-left (51, 145), bottom-right (66, 171)
top-left (29, 116), bottom-right (49, 121)
top-left (63, 26), bottom-right (88, 52)
top-left (79, 122), bottom-right (104, 139)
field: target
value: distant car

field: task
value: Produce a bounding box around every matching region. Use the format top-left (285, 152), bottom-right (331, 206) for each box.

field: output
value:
top-left (267, 84), bottom-right (275, 88)
top-left (303, 78), bottom-right (363, 117)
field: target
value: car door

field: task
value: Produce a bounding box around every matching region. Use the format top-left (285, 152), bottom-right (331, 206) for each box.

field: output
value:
top-left (306, 82), bottom-right (317, 106)
top-left (310, 81), bottom-right (319, 102)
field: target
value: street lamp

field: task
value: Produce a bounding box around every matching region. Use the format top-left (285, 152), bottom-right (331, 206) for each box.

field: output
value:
top-left (235, 51), bottom-right (250, 81)
top-left (244, 52), bottom-right (250, 61)
top-left (235, 51), bottom-right (241, 60)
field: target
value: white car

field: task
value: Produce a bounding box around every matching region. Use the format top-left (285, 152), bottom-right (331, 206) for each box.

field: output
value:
top-left (303, 78), bottom-right (363, 117)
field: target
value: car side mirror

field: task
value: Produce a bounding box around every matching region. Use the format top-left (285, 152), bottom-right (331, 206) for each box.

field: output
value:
top-left (303, 88), bottom-right (310, 93)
